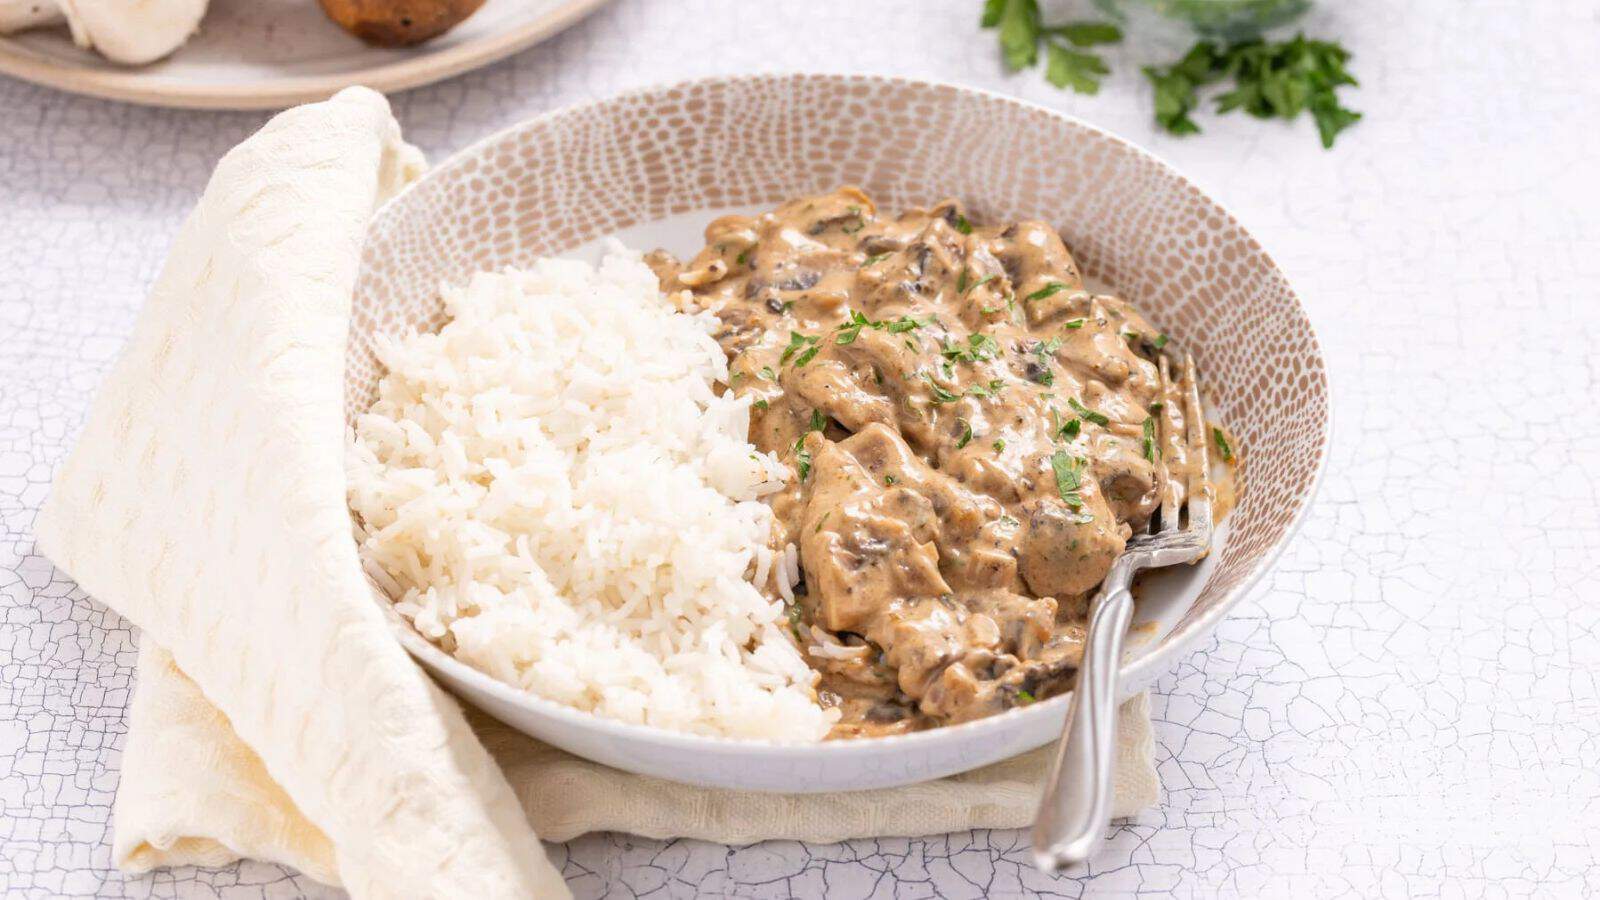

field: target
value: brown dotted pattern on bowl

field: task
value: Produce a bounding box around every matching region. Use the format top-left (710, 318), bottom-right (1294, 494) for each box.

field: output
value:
top-left (347, 74), bottom-right (1329, 688)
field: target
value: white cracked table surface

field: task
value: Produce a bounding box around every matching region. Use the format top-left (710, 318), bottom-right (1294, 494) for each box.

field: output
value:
top-left (3, 1), bottom-right (1598, 897)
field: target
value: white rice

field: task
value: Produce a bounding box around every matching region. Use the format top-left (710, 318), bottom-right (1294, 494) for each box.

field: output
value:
top-left (347, 243), bottom-right (833, 740)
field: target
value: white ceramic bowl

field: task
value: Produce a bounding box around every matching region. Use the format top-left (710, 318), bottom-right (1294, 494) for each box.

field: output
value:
top-left (348, 74), bottom-right (1330, 793)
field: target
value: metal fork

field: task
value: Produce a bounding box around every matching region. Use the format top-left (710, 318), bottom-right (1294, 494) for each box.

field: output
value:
top-left (1030, 352), bottom-right (1215, 873)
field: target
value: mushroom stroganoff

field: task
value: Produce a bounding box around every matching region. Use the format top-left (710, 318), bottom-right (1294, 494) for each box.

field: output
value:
top-left (647, 188), bottom-right (1219, 739)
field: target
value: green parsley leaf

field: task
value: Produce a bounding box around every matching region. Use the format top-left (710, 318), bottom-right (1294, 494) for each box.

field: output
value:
top-left (1153, 333), bottom-right (1169, 349)
top-left (1311, 93), bottom-right (1362, 149)
top-left (886, 315), bottom-right (931, 334)
top-left (942, 332), bottom-right (1002, 366)
top-left (965, 273), bottom-right (997, 295)
top-left (780, 331), bottom-right (819, 365)
top-left (1061, 417), bottom-right (1081, 440)
top-left (1063, 317), bottom-right (1086, 329)
top-left (1025, 282), bottom-right (1068, 302)
top-left (759, 366), bottom-right (777, 381)
top-left (1016, 689), bottom-right (1036, 705)
top-left (1049, 450), bottom-right (1088, 511)
top-left (1068, 397), bottom-right (1110, 426)
top-left (753, 399), bottom-right (769, 411)
top-left (1046, 43), bottom-right (1110, 95)
top-left (862, 252), bottom-right (890, 267)
top-left (989, 0), bottom-right (1041, 71)
top-left (1213, 426), bottom-right (1235, 463)
top-left (926, 376), bottom-right (961, 404)
top-left (965, 379), bottom-right (1005, 399)
top-left (953, 212), bottom-right (974, 235)
top-left (736, 248), bottom-right (752, 266)
top-left (1142, 416), bottom-right (1157, 461)
top-left (835, 309), bottom-right (870, 345)
top-left (1050, 21), bottom-right (1122, 47)
top-left (885, 474), bottom-right (898, 485)
top-left (982, 0), bottom-right (1121, 96)
top-left (794, 343), bottom-right (821, 367)
top-left (793, 410), bottom-right (827, 481)
top-left (993, 439), bottom-right (1006, 452)
top-left (1143, 41), bottom-right (1222, 136)
top-left (957, 419), bottom-right (974, 449)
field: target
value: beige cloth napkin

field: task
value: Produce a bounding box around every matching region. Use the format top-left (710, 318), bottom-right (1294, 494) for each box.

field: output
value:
top-left (36, 87), bottom-right (1160, 898)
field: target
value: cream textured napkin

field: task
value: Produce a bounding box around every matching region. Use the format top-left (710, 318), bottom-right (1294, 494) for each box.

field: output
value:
top-left (36, 87), bottom-right (1159, 898)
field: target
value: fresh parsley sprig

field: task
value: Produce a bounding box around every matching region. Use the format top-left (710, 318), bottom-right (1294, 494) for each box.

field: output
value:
top-left (1145, 33), bottom-right (1361, 148)
top-left (981, 0), bottom-right (1124, 96)
top-left (981, 2), bottom-right (1359, 149)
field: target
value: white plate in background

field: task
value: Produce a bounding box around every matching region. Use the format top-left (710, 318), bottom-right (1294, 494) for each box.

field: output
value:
top-left (0, 0), bottom-right (611, 109)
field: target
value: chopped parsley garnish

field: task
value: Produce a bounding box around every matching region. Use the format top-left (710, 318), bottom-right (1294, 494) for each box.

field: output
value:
top-left (942, 332), bottom-right (1001, 365)
top-left (957, 419), bottom-right (974, 448)
top-left (836, 310), bottom-right (934, 345)
top-left (1213, 426), bottom-right (1235, 463)
top-left (884, 475), bottom-right (897, 485)
top-left (953, 212), bottom-right (974, 234)
top-left (795, 344), bottom-right (821, 366)
top-left (993, 439), bottom-right (1006, 452)
top-left (753, 399), bottom-right (769, 411)
top-left (965, 379), bottom-right (1006, 399)
top-left (1122, 330), bottom-right (1140, 342)
top-left (926, 377), bottom-right (962, 404)
top-left (1152, 333), bottom-right (1169, 349)
top-left (793, 410), bottom-right (827, 480)
top-left (835, 310), bottom-right (870, 345)
top-left (1016, 689), bottom-right (1036, 705)
top-left (1063, 317), bottom-right (1086, 329)
top-left (1149, 401), bottom-right (1164, 414)
top-left (1142, 416), bottom-right (1157, 461)
top-left (736, 248), bottom-right (751, 266)
top-left (759, 366), bottom-right (777, 381)
top-left (957, 269), bottom-right (970, 293)
top-left (1068, 397), bottom-right (1110, 426)
top-left (1049, 450), bottom-right (1088, 512)
top-left (886, 315), bottom-right (930, 334)
top-left (965, 273), bottom-right (997, 295)
top-left (1031, 337), bottom-right (1061, 386)
top-left (1061, 417), bottom-right (1081, 440)
top-left (862, 252), bottom-right (890, 267)
top-left (780, 331), bottom-right (820, 366)
top-left (1025, 282), bottom-right (1068, 302)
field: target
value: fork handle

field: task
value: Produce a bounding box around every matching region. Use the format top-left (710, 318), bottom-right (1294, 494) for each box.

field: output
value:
top-left (1030, 577), bottom-right (1135, 872)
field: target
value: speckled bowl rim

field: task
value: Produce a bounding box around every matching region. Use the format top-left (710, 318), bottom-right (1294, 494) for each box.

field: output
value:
top-left (364, 72), bottom-right (1333, 754)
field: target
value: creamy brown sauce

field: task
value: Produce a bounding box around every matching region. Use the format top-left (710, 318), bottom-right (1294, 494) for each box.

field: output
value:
top-left (648, 187), bottom-right (1206, 738)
